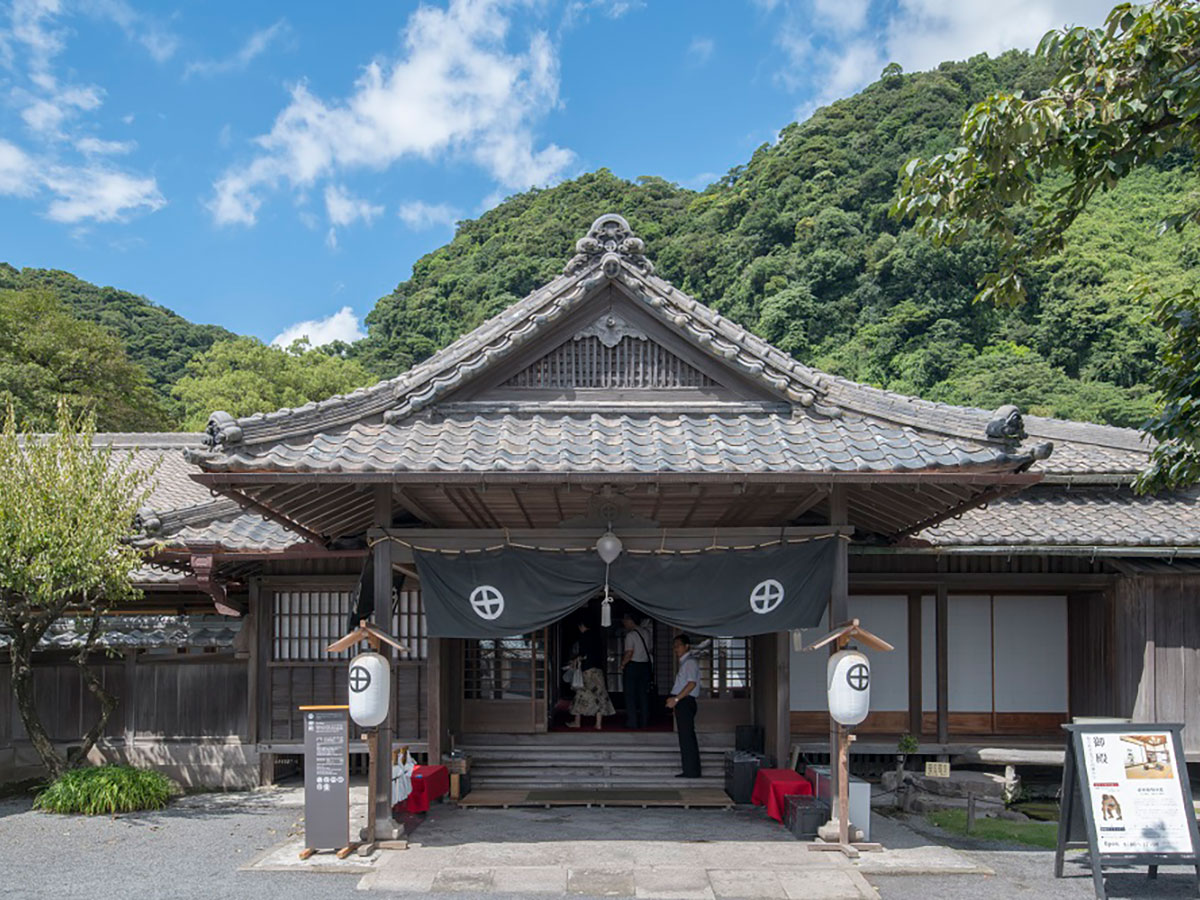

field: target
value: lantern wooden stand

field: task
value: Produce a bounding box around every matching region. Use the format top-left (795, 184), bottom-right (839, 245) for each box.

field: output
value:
top-left (325, 621), bottom-right (408, 856)
top-left (803, 619), bottom-right (892, 859)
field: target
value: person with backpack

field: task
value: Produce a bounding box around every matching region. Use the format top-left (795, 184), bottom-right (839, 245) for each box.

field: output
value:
top-left (619, 612), bottom-right (653, 729)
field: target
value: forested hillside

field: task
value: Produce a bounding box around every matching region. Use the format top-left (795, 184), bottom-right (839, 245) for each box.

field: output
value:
top-left (4, 50), bottom-right (1193, 430)
top-left (0, 264), bottom-right (234, 410)
top-left (359, 50), bottom-right (1194, 428)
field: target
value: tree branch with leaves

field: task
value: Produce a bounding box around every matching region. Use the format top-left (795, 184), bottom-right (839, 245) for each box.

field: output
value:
top-left (0, 403), bottom-right (155, 777)
top-left (894, 0), bottom-right (1200, 489)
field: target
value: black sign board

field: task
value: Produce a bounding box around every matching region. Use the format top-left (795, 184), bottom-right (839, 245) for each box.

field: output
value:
top-left (301, 705), bottom-right (349, 851)
top-left (1055, 722), bottom-right (1200, 899)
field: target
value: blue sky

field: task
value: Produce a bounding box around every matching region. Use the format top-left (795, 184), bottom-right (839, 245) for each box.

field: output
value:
top-left (0, 0), bottom-right (1112, 346)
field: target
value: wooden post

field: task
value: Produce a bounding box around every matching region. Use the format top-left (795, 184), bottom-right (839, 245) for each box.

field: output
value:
top-left (828, 488), bottom-right (849, 799)
top-left (907, 592), bottom-right (922, 739)
top-left (246, 578), bottom-right (260, 746)
top-left (935, 583), bottom-right (949, 746)
top-left (837, 724), bottom-right (850, 846)
top-left (775, 631), bottom-right (790, 768)
top-left (371, 485), bottom-right (398, 841)
top-left (427, 638), bottom-right (443, 764)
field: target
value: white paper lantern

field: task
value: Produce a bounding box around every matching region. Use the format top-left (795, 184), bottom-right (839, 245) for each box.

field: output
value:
top-left (827, 649), bottom-right (870, 727)
top-left (596, 530), bottom-right (623, 565)
top-left (348, 651), bottom-right (391, 728)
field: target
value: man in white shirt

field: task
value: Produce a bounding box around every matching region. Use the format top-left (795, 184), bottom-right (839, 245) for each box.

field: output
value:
top-left (667, 633), bottom-right (701, 778)
top-left (619, 613), bottom-right (652, 728)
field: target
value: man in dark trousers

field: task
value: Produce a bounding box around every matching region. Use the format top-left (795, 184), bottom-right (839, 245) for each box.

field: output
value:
top-left (619, 612), bottom-right (652, 728)
top-left (667, 633), bottom-right (701, 778)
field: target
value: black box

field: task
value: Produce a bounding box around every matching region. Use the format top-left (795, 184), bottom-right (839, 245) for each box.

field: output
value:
top-left (735, 725), bottom-right (764, 754)
top-left (784, 795), bottom-right (830, 839)
top-left (724, 751), bottom-right (772, 804)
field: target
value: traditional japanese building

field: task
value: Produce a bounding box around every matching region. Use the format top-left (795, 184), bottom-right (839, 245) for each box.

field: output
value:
top-left (3, 215), bottom-right (1198, 789)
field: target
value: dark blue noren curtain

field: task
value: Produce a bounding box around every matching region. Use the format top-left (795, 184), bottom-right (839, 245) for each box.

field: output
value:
top-left (414, 539), bottom-right (835, 638)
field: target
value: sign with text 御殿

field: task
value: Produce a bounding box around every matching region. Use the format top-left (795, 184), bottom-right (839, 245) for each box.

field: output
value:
top-left (1055, 723), bottom-right (1200, 900)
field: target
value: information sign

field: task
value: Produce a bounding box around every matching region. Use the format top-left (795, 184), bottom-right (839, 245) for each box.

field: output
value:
top-left (1055, 722), bottom-right (1200, 899)
top-left (300, 705), bottom-right (350, 851)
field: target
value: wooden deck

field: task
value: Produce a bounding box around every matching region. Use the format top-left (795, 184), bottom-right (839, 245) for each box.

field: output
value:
top-left (457, 788), bottom-right (733, 809)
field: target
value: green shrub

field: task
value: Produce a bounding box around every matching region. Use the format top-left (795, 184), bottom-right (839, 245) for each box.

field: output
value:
top-left (33, 765), bottom-right (173, 815)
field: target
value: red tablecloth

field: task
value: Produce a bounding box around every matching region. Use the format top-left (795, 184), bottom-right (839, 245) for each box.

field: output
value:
top-left (399, 764), bottom-right (449, 814)
top-left (751, 768), bottom-right (813, 822)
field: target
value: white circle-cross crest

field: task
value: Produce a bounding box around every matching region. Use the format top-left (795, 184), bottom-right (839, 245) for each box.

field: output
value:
top-left (749, 579), bottom-right (785, 615)
top-left (469, 585), bottom-right (505, 620)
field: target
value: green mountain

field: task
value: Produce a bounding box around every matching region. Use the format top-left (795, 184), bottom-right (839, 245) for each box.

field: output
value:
top-left (0, 264), bottom-right (235, 414)
top-left (359, 50), bottom-right (1194, 428)
top-left (5, 50), bottom-right (1193, 432)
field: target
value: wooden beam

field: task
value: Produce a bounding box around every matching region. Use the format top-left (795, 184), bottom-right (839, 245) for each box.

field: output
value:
top-left (907, 592), bottom-right (922, 738)
top-left (936, 582), bottom-right (949, 745)
top-left (510, 488), bottom-right (534, 529)
top-left (891, 483), bottom-right (1029, 540)
top-left (392, 487), bottom-right (444, 527)
top-left (224, 488), bottom-right (326, 545)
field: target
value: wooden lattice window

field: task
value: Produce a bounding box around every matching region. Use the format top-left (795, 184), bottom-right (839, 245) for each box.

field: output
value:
top-left (463, 634), bottom-right (547, 700)
top-left (697, 637), bottom-right (751, 700)
top-left (272, 588), bottom-right (427, 661)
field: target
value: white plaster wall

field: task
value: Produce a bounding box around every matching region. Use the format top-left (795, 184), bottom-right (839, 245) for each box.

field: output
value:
top-left (922, 595), bottom-right (993, 711)
top-left (790, 596), bottom-right (907, 711)
top-left (993, 595), bottom-right (1068, 712)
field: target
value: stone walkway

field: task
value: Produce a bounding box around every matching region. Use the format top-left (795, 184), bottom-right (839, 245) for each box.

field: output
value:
top-left (357, 804), bottom-right (984, 899)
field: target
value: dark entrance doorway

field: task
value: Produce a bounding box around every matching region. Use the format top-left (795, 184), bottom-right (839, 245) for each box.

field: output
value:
top-left (550, 596), bottom-right (673, 732)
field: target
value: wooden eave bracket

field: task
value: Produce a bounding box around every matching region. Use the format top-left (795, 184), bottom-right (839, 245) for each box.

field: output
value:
top-left (191, 552), bottom-right (245, 617)
top-left (326, 619), bottom-right (408, 655)
top-left (801, 618), bottom-right (894, 653)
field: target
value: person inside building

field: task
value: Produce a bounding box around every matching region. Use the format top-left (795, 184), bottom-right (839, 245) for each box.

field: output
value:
top-left (667, 633), bottom-right (701, 777)
top-left (567, 617), bottom-right (615, 729)
top-left (619, 612), bottom-right (653, 728)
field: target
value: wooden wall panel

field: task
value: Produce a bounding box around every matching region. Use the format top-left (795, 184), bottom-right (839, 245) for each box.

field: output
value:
top-left (133, 658), bottom-right (248, 739)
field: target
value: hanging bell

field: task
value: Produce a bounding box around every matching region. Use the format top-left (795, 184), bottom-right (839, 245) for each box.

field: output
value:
top-left (596, 530), bottom-right (623, 565)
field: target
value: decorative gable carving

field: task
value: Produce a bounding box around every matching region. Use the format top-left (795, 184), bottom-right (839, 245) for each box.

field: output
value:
top-left (503, 334), bottom-right (717, 390)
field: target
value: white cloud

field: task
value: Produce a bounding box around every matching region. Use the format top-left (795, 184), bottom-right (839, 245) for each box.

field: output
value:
top-left (272, 306), bottom-right (366, 348)
top-left (324, 183), bottom-right (383, 227)
top-left (209, 0), bottom-right (573, 227)
top-left (397, 199), bottom-right (459, 230)
top-left (41, 165), bottom-right (165, 222)
top-left (687, 36), bottom-right (714, 64)
top-left (75, 135), bottom-right (135, 155)
top-left (0, 139), bottom-right (36, 195)
top-left (82, 0), bottom-right (178, 62)
top-left (185, 19), bottom-right (287, 78)
top-left (760, 0), bottom-right (1114, 117)
top-left (0, 0), bottom-right (165, 224)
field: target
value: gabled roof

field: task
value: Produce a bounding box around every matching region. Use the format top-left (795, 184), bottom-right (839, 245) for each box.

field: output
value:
top-left (185, 215), bottom-right (1049, 477)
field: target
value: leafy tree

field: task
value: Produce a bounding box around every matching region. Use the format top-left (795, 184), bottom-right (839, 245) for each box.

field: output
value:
top-left (894, 0), bottom-right (1200, 485)
top-left (0, 403), bottom-right (154, 777)
top-left (0, 290), bottom-right (170, 431)
top-left (172, 336), bottom-right (376, 429)
top-left (0, 265), bottom-right (234, 415)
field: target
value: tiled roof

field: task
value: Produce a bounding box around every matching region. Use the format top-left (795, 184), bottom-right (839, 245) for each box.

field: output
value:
top-left (0, 615), bottom-right (241, 650)
top-left (916, 484), bottom-right (1200, 548)
top-left (184, 215), bottom-right (1045, 471)
top-left (190, 407), bottom-right (1037, 476)
top-left (90, 434), bottom-right (309, 553)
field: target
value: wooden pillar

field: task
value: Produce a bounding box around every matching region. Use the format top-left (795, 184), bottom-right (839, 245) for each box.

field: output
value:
top-left (935, 583), bottom-right (949, 745)
top-left (427, 637), bottom-right (443, 763)
top-left (372, 485), bottom-right (399, 840)
top-left (907, 592), bottom-right (922, 738)
top-left (775, 631), bottom-right (790, 768)
top-left (255, 577), bottom-right (273, 785)
top-left (246, 578), bottom-right (259, 746)
top-left (828, 488), bottom-right (849, 794)
top-left (123, 650), bottom-right (137, 751)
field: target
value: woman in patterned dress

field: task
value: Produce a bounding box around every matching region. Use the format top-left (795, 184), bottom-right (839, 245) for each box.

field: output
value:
top-left (567, 619), bottom-right (615, 729)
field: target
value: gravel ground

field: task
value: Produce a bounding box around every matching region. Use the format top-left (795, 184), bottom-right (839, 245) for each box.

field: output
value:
top-left (869, 813), bottom-right (1200, 899)
top-left (0, 792), bottom-right (364, 900)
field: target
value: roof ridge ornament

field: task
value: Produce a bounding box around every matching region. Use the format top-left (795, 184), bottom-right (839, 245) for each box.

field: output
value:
top-left (564, 213), bottom-right (654, 277)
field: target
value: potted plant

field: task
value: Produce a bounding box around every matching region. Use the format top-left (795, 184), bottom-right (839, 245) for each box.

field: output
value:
top-left (894, 733), bottom-right (919, 807)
